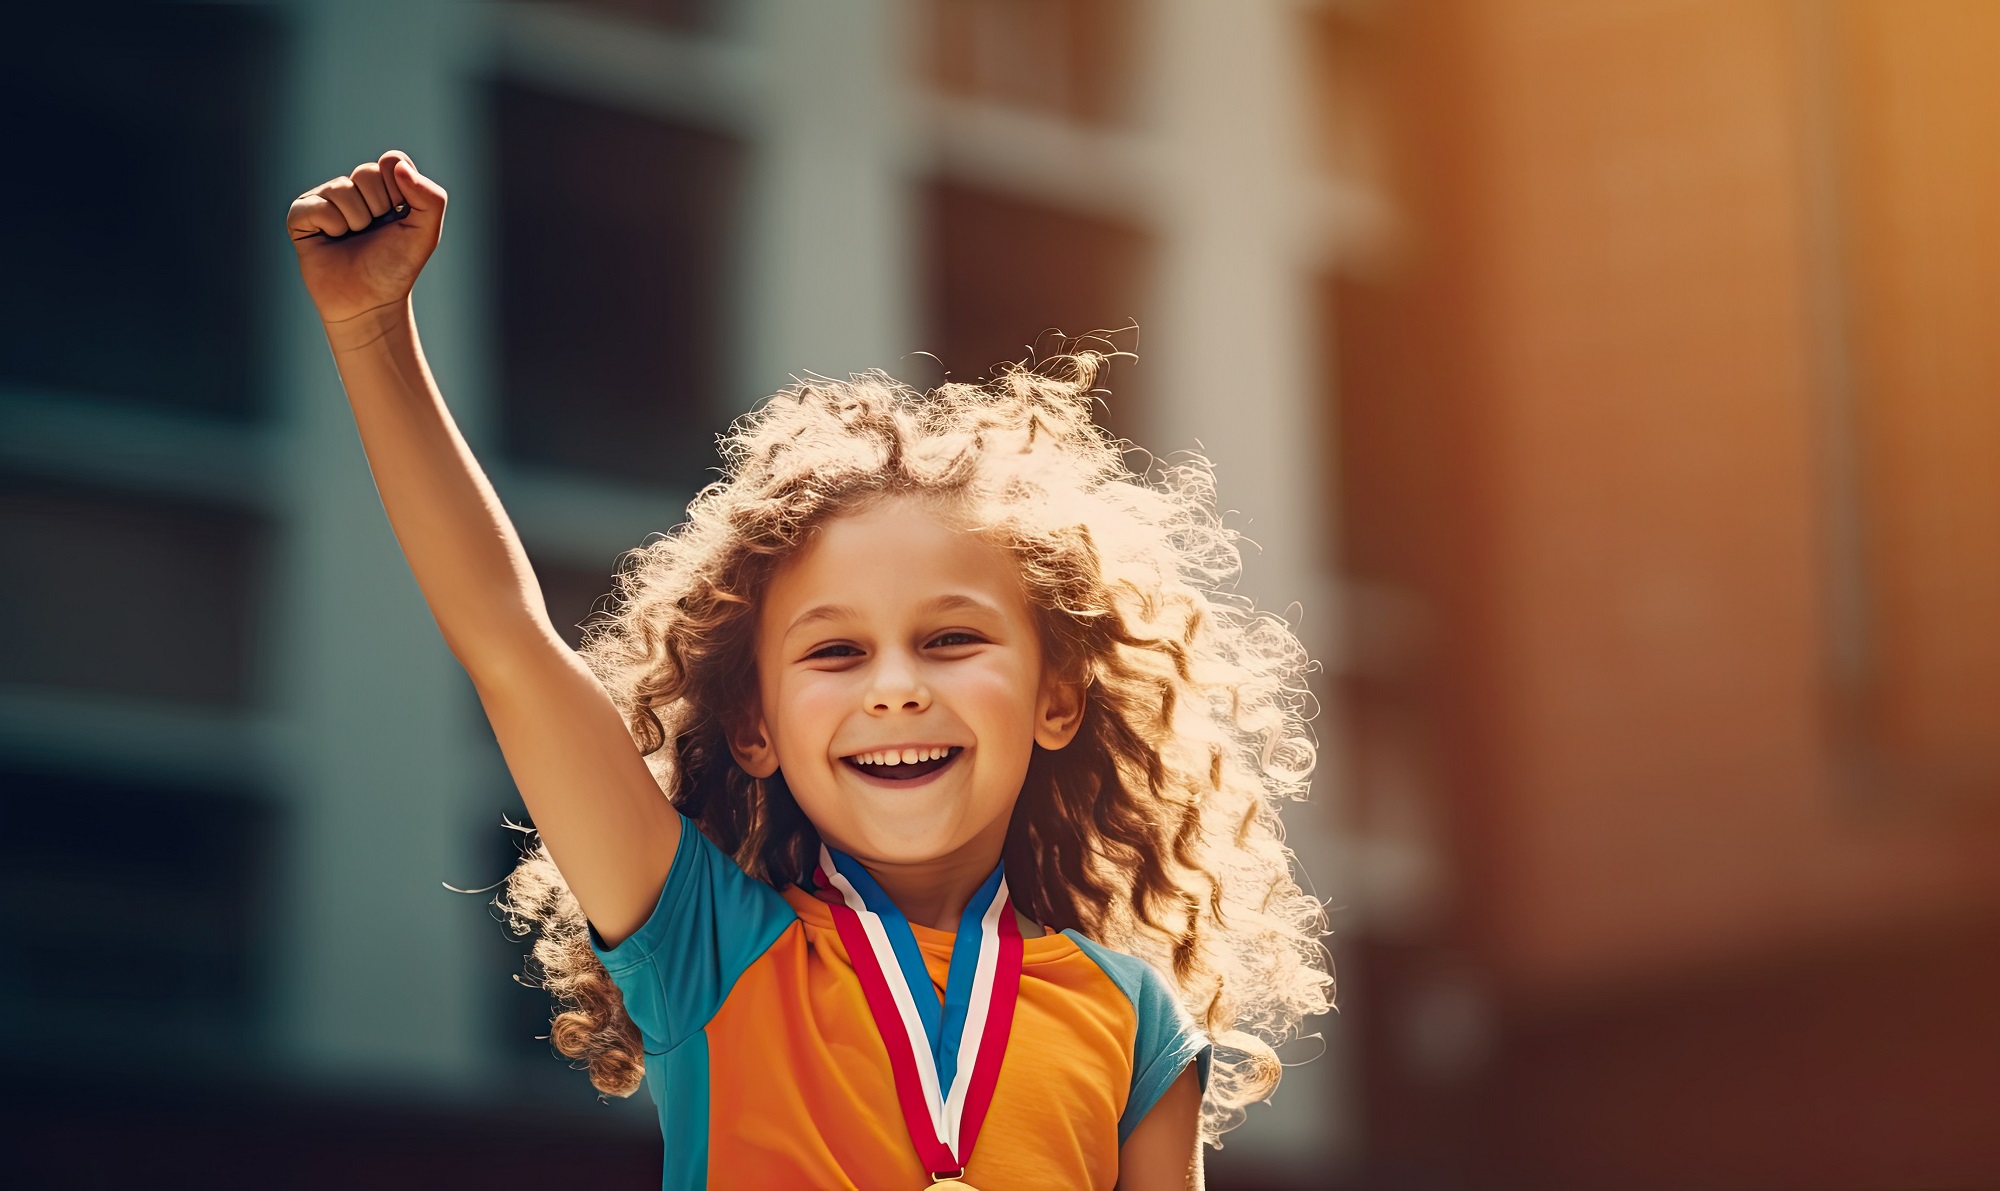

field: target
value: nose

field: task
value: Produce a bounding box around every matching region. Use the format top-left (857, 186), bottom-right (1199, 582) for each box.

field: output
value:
top-left (864, 649), bottom-right (931, 714)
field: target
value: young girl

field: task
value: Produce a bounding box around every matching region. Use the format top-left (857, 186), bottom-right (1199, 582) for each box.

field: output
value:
top-left (288, 150), bottom-right (1331, 1189)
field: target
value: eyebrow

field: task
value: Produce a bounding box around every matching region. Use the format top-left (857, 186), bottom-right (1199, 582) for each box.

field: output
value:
top-left (784, 593), bottom-right (1006, 637)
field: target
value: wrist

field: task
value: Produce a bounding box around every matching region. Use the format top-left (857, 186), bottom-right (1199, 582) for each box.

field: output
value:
top-left (322, 297), bottom-right (414, 354)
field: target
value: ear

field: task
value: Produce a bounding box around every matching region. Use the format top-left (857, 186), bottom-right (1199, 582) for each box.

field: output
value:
top-left (726, 708), bottom-right (780, 779)
top-left (1034, 668), bottom-right (1088, 751)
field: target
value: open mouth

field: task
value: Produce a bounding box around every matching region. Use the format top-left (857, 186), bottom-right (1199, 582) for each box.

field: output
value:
top-left (842, 746), bottom-right (963, 782)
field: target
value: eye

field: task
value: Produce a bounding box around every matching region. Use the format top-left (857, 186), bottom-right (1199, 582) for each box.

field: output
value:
top-left (927, 631), bottom-right (985, 649)
top-left (805, 643), bottom-right (863, 660)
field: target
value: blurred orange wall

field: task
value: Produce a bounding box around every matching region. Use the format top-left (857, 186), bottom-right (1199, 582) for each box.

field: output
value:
top-left (1357, 0), bottom-right (2000, 996)
top-left (1333, 1), bottom-right (2000, 1184)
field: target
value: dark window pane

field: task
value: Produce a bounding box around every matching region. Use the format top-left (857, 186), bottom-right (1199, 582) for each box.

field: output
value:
top-left (923, 182), bottom-right (1152, 443)
top-left (476, 805), bottom-right (567, 1068)
top-left (1305, 6), bottom-right (1394, 190)
top-left (492, 82), bottom-right (746, 491)
top-left (0, 479), bottom-right (269, 706)
top-left (0, 765), bottom-right (277, 1058)
top-left (552, 0), bottom-right (730, 35)
top-left (0, 6), bottom-right (277, 417)
top-left (536, 557), bottom-right (619, 652)
top-left (924, 0), bottom-right (1143, 126)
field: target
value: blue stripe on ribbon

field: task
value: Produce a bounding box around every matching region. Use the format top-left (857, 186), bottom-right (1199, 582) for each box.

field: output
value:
top-left (937, 863), bottom-right (1006, 1097)
top-left (823, 844), bottom-right (1007, 1098)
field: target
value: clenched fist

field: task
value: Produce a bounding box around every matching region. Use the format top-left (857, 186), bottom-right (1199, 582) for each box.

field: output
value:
top-left (288, 149), bottom-right (446, 326)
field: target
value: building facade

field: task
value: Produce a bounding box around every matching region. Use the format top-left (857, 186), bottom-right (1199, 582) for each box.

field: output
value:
top-left (4, 2), bottom-right (1368, 1184)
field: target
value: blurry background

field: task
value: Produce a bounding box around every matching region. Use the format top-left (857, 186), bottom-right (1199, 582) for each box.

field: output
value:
top-left (3, 1), bottom-right (1997, 1187)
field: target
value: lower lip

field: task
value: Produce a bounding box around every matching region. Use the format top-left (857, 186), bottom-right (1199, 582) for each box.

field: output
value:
top-left (841, 749), bottom-right (965, 789)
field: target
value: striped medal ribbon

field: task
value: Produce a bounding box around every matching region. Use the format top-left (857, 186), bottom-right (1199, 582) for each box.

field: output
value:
top-left (815, 843), bottom-right (1024, 1187)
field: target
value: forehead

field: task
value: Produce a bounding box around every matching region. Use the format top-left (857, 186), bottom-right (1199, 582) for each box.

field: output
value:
top-left (759, 498), bottom-right (1030, 637)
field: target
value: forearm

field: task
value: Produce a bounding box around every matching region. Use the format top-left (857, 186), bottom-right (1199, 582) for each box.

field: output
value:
top-left (323, 298), bottom-right (557, 674)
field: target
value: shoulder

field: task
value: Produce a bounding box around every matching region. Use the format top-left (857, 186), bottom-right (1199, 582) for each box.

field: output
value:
top-left (585, 813), bottom-right (799, 1052)
top-left (1060, 932), bottom-right (1196, 1037)
top-left (1059, 931), bottom-right (1214, 1145)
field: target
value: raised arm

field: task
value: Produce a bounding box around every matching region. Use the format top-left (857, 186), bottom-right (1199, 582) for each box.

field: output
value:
top-left (287, 150), bottom-right (679, 947)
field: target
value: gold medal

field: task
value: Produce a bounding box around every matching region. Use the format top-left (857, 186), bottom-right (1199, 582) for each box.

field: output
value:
top-left (931, 1180), bottom-right (977, 1189)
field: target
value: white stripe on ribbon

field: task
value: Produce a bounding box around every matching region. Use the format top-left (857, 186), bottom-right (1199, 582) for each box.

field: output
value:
top-left (820, 844), bottom-right (1007, 1154)
top-left (940, 875), bottom-right (1007, 1151)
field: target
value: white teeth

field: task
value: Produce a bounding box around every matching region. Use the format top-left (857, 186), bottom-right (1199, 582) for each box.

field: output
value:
top-left (851, 746), bottom-right (954, 766)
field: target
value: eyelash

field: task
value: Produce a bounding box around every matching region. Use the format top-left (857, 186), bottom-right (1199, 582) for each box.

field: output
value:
top-left (806, 632), bottom-right (983, 660)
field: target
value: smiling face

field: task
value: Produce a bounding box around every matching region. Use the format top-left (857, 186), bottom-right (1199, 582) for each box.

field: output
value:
top-left (728, 496), bottom-right (1084, 873)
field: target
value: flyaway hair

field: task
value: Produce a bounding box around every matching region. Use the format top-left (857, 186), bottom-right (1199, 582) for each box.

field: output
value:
top-left (496, 353), bottom-right (1333, 1143)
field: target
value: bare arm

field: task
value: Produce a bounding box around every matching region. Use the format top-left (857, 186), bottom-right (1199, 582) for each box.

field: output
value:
top-left (1117, 1064), bottom-right (1205, 1190)
top-left (288, 151), bottom-right (679, 947)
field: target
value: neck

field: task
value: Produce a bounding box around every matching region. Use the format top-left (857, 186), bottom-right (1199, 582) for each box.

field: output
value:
top-left (855, 846), bottom-right (1000, 933)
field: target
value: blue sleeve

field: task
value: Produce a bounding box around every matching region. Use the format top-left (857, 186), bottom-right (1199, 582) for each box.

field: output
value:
top-left (1063, 932), bottom-right (1215, 1145)
top-left (586, 813), bottom-right (796, 1053)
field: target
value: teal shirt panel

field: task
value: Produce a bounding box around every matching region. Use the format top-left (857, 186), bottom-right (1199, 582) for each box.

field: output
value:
top-left (1062, 930), bottom-right (1216, 1144)
top-left (589, 815), bottom-right (795, 1190)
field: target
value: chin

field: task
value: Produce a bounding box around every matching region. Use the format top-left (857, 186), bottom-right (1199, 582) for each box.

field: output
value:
top-left (791, 772), bottom-right (1014, 867)
top-left (807, 794), bottom-right (992, 866)
top-left (826, 817), bottom-right (970, 865)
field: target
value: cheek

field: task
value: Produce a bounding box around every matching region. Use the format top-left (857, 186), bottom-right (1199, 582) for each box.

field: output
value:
top-left (770, 672), bottom-right (853, 751)
top-left (951, 662), bottom-right (1041, 734)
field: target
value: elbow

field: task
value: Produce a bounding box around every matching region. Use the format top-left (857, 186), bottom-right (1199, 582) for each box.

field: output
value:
top-left (443, 614), bottom-right (574, 686)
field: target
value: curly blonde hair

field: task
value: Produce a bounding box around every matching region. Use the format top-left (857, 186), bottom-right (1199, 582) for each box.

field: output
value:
top-left (497, 352), bottom-right (1332, 1143)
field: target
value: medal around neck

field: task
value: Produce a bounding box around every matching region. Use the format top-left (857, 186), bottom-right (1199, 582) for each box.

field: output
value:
top-left (815, 843), bottom-right (1024, 1187)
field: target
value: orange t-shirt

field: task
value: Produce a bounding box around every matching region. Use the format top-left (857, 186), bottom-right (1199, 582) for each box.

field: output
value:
top-left (589, 815), bottom-right (1212, 1189)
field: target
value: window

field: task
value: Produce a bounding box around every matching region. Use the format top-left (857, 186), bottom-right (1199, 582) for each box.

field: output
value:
top-left (1305, 4), bottom-right (1395, 192)
top-left (470, 802), bottom-right (568, 1071)
top-left (0, 6), bottom-right (277, 417)
top-left (0, 479), bottom-right (269, 706)
top-left (923, 182), bottom-right (1153, 445)
top-left (923, 0), bottom-right (1142, 127)
top-left (0, 765), bottom-right (277, 1059)
top-left (492, 82), bottom-right (748, 492)
top-left (536, 556), bottom-right (621, 652)
top-left (552, 0), bottom-right (731, 37)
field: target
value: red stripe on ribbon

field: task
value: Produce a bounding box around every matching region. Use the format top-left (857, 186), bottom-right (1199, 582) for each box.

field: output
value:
top-left (956, 900), bottom-right (1022, 1166)
top-left (817, 865), bottom-right (961, 1174)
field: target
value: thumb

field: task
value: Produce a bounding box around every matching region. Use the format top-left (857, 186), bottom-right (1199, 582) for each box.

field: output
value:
top-left (382, 151), bottom-right (446, 213)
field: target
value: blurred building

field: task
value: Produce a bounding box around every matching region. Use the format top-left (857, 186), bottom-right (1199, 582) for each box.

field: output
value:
top-left (1327, 1), bottom-right (2000, 1187)
top-left (3, 1), bottom-right (1364, 1186)
top-left (13, 2), bottom-right (1995, 1188)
